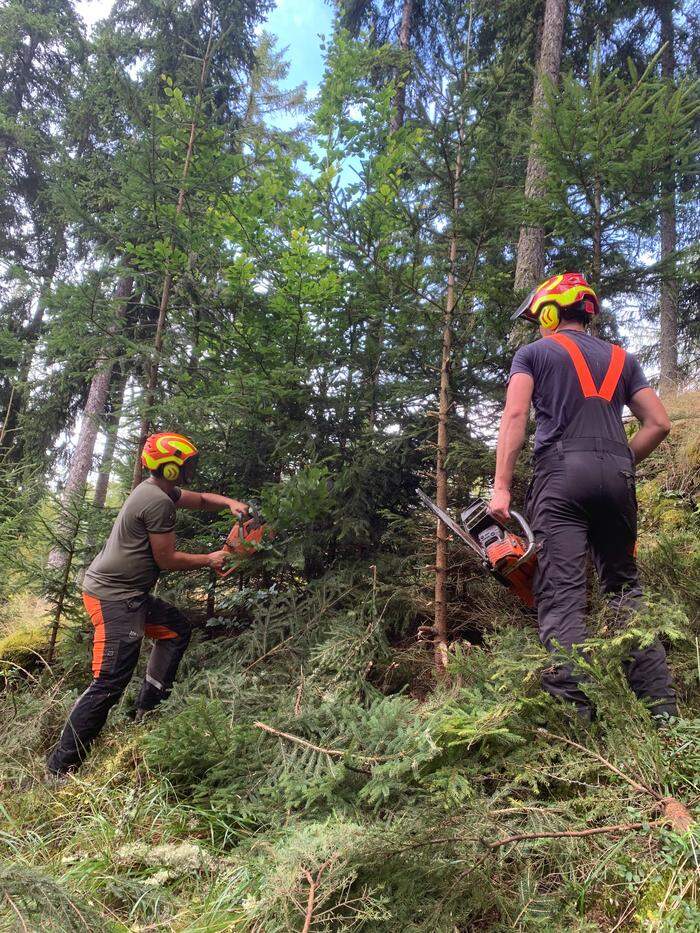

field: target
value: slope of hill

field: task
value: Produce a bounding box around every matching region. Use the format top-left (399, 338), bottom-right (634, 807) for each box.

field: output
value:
top-left (1, 395), bottom-right (698, 932)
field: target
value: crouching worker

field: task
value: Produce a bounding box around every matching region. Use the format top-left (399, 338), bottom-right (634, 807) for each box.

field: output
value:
top-left (489, 274), bottom-right (677, 723)
top-left (47, 432), bottom-right (248, 775)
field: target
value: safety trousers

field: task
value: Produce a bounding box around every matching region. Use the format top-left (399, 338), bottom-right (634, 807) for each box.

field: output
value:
top-left (47, 593), bottom-right (191, 774)
top-left (527, 448), bottom-right (677, 719)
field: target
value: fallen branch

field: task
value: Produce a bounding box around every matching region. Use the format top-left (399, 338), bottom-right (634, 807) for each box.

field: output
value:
top-left (489, 819), bottom-right (664, 849)
top-left (536, 727), bottom-right (659, 798)
top-left (536, 728), bottom-right (694, 833)
top-left (253, 720), bottom-right (395, 767)
top-left (301, 858), bottom-right (334, 933)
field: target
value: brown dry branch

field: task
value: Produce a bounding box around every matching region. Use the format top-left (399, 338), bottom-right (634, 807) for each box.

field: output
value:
top-left (253, 721), bottom-right (398, 767)
top-left (536, 728), bottom-right (694, 833)
top-left (488, 819), bottom-right (664, 849)
top-left (301, 857), bottom-right (336, 933)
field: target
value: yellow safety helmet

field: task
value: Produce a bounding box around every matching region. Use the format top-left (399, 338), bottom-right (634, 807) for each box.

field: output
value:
top-left (512, 273), bottom-right (600, 330)
top-left (141, 432), bottom-right (199, 483)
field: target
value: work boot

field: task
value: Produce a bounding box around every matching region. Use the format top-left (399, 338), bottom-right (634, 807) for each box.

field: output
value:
top-left (43, 767), bottom-right (71, 789)
top-left (651, 710), bottom-right (678, 731)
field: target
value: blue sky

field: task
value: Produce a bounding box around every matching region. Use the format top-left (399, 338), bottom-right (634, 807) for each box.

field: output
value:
top-left (76, 0), bottom-right (334, 97)
top-left (265, 0), bottom-right (334, 98)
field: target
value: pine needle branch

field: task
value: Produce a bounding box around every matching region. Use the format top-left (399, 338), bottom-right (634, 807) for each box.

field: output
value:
top-left (536, 727), bottom-right (661, 798)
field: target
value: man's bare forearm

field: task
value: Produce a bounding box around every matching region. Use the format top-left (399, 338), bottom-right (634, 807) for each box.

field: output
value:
top-left (180, 490), bottom-right (248, 513)
top-left (494, 411), bottom-right (528, 491)
top-left (628, 425), bottom-right (670, 465)
top-left (158, 551), bottom-right (216, 571)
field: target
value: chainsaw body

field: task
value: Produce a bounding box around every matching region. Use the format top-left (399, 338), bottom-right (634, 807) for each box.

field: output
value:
top-left (459, 499), bottom-right (536, 607)
top-left (417, 490), bottom-right (537, 608)
top-left (217, 510), bottom-right (267, 579)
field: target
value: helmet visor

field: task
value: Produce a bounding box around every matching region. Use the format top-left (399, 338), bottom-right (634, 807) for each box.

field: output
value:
top-left (511, 288), bottom-right (540, 323)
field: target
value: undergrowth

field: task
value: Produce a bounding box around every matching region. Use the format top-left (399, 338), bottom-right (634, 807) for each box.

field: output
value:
top-left (1, 398), bottom-right (699, 931)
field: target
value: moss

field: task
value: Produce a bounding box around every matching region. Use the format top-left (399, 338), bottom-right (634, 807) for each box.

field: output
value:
top-left (659, 507), bottom-right (687, 532)
top-left (0, 624), bottom-right (51, 676)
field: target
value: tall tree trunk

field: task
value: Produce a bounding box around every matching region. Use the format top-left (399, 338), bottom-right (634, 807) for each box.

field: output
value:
top-left (433, 138), bottom-right (463, 675)
top-left (132, 20), bottom-right (216, 489)
top-left (514, 0), bottom-right (566, 291)
top-left (47, 277), bottom-right (134, 570)
top-left (389, 0), bottom-right (414, 134)
top-left (364, 1), bottom-right (415, 427)
top-left (1, 248), bottom-right (61, 466)
top-left (658, 0), bottom-right (678, 394)
top-left (93, 363), bottom-right (129, 508)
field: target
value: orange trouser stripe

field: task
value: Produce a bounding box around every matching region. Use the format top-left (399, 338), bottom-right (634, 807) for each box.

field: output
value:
top-left (82, 594), bottom-right (106, 678)
top-left (144, 623), bottom-right (177, 640)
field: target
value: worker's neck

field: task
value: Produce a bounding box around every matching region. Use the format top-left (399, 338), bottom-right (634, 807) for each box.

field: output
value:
top-left (556, 322), bottom-right (585, 333)
top-left (150, 474), bottom-right (178, 496)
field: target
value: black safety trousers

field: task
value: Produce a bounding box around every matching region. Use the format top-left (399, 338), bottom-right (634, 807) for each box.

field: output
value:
top-left (527, 438), bottom-right (676, 718)
top-left (47, 593), bottom-right (191, 774)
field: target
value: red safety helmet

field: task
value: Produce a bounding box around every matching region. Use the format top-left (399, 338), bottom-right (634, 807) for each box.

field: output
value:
top-left (512, 273), bottom-right (600, 329)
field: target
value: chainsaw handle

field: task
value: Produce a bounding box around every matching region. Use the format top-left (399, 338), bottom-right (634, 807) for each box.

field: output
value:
top-left (508, 510), bottom-right (536, 570)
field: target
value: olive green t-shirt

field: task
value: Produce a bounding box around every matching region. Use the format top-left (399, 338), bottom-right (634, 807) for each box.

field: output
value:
top-left (83, 479), bottom-right (181, 601)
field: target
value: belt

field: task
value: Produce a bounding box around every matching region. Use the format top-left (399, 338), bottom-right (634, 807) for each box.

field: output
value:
top-left (534, 436), bottom-right (632, 464)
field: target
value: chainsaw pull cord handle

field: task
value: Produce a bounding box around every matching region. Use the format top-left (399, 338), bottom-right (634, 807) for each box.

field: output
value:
top-left (507, 510), bottom-right (536, 571)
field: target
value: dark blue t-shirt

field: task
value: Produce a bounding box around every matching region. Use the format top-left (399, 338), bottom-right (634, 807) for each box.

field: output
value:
top-left (508, 331), bottom-right (649, 454)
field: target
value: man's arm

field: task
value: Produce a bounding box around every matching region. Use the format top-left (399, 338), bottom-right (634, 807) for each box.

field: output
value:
top-left (627, 387), bottom-right (671, 464)
top-left (149, 531), bottom-right (231, 572)
top-left (488, 373), bottom-right (534, 521)
top-left (177, 490), bottom-right (249, 516)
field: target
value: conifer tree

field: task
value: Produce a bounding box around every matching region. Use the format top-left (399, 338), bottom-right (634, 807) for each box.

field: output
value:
top-left (514, 0), bottom-right (566, 291)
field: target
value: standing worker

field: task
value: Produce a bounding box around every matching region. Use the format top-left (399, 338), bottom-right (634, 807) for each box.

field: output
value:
top-left (47, 432), bottom-right (249, 776)
top-left (489, 274), bottom-right (677, 722)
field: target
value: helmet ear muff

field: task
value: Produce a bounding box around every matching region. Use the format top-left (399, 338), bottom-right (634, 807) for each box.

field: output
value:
top-left (539, 303), bottom-right (560, 330)
top-left (162, 462), bottom-right (180, 482)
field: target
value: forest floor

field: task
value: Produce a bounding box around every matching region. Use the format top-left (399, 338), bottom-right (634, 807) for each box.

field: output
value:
top-left (1, 395), bottom-right (699, 932)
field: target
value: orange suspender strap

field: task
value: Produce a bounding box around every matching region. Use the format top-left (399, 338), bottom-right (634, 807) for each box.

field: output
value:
top-left (597, 343), bottom-right (626, 402)
top-left (546, 333), bottom-right (597, 397)
top-left (546, 333), bottom-right (626, 401)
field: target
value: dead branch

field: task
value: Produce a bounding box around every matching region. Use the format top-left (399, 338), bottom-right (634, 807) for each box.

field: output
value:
top-left (488, 819), bottom-right (664, 849)
top-left (253, 720), bottom-right (394, 766)
top-left (536, 727), bottom-right (661, 798)
top-left (300, 857), bottom-right (335, 933)
top-left (536, 728), bottom-right (694, 832)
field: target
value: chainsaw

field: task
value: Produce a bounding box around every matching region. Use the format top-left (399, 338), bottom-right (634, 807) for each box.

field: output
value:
top-left (216, 505), bottom-right (268, 580)
top-left (416, 489), bottom-right (537, 608)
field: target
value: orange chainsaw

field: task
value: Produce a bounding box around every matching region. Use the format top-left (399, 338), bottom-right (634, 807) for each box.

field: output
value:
top-left (216, 506), bottom-right (268, 579)
top-left (417, 489), bottom-right (537, 607)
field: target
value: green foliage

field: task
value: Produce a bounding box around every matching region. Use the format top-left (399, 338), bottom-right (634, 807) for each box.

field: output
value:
top-left (0, 0), bottom-right (699, 930)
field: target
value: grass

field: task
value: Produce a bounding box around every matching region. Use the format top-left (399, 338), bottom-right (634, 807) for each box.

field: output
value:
top-left (1, 404), bottom-right (699, 931)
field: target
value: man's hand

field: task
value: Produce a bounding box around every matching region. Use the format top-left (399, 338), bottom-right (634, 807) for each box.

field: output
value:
top-left (228, 500), bottom-right (249, 518)
top-left (206, 549), bottom-right (232, 572)
top-left (488, 488), bottom-right (511, 523)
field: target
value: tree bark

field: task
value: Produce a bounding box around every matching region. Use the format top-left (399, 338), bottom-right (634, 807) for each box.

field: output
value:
top-left (658, 0), bottom-right (678, 394)
top-left (389, 0), bottom-right (414, 134)
top-left (363, 1), bottom-right (415, 427)
top-left (132, 19), bottom-right (216, 489)
top-left (47, 277), bottom-right (134, 570)
top-left (514, 0), bottom-right (567, 291)
top-left (93, 363), bottom-right (128, 508)
top-left (433, 138), bottom-right (463, 675)
top-left (1, 248), bottom-right (61, 466)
